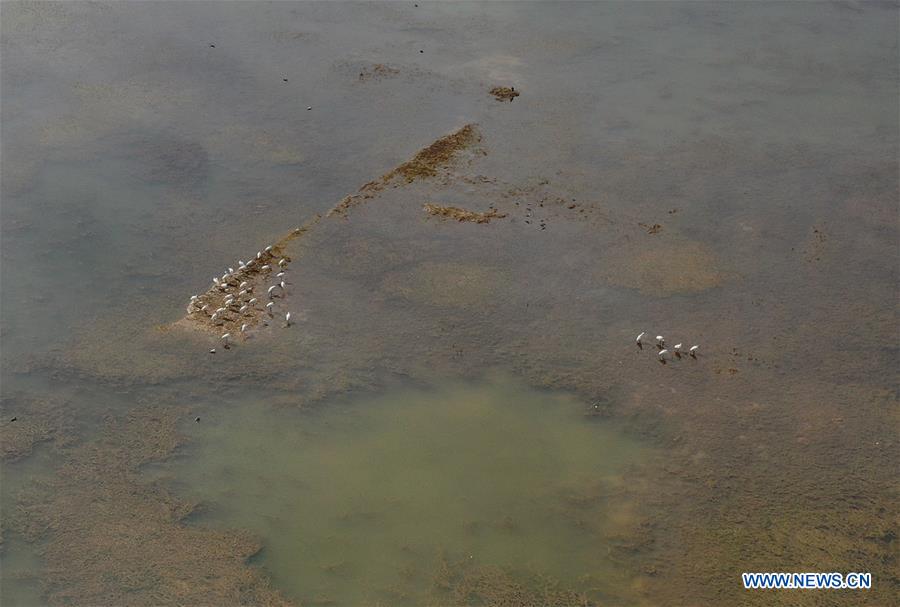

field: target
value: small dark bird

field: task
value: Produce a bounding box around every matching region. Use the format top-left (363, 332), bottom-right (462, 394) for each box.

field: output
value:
top-left (419, 50), bottom-right (424, 53)
top-left (9, 417), bottom-right (17, 422)
top-left (195, 417), bottom-right (200, 423)
top-left (283, 78), bottom-right (288, 82)
top-left (210, 44), bottom-right (215, 48)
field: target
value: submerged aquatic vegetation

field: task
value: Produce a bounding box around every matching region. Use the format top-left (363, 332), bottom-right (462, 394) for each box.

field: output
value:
top-left (0, 395), bottom-right (70, 463)
top-left (9, 406), bottom-right (291, 606)
top-left (380, 261), bottom-right (508, 308)
top-left (597, 238), bottom-right (729, 296)
top-left (431, 555), bottom-right (590, 607)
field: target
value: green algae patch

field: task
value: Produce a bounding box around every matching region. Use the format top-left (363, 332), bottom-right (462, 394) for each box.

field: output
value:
top-left (163, 376), bottom-right (649, 606)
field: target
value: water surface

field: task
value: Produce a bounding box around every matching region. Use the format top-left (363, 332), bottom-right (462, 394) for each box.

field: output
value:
top-left (163, 376), bottom-right (647, 605)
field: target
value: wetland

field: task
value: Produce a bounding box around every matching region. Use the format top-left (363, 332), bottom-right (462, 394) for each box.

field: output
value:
top-left (1, 2), bottom-right (897, 606)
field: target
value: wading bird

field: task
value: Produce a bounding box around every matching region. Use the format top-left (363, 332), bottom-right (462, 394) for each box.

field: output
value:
top-left (636, 332), bottom-right (645, 348)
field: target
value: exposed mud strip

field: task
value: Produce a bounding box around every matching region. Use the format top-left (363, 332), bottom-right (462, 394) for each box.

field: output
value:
top-left (329, 123), bottom-right (482, 218)
top-left (177, 125), bottom-right (481, 339)
top-left (423, 203), bottom-right (507, 224)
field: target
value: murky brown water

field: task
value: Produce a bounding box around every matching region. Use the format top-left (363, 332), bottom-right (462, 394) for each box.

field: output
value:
top-left (2, 2), bottom-right (897, 606)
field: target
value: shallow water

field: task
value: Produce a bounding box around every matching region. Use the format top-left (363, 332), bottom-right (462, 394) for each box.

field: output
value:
top-left (1, 1), bottom-right (897, 605)
top-left (162, 376), bottom-right (647, 605)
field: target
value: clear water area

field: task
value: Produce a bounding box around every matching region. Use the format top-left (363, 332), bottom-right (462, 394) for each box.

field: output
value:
top-left (163, 375), bottom-right (648, 605)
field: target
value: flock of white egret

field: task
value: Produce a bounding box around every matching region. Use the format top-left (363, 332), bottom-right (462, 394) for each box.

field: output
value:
top-left (635, 332), bottom-right (699, 364)
top-left (185, 244), bottom-right (293, 353)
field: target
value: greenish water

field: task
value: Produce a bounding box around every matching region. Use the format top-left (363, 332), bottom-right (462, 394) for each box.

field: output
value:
top-left (164, 376), bottom-right (647, 605)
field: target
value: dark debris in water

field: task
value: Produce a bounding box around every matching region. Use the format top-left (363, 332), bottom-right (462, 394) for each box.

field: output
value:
top-left (490, 86), bottom-right (520, 102)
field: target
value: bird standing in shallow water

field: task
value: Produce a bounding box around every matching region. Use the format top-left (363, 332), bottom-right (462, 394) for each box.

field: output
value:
top-left (673, 343), bottom-right (683, 358)
top-left (658, 349), bottom-right (670, 364)
top-left (636, 332), bottom-right (645, 349)
top-left (285, 312), bottom-right (292, 326)
top-left (656, 335), bottom-right (665, 349)
top-left (689, 345), bottom-right (700, 358)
